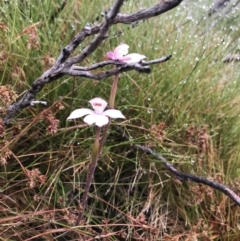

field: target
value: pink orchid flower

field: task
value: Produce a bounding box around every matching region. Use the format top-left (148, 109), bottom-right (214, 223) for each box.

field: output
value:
top-left (106, 43), bottom-right (146, 63)
top-left (67, 97), bottom-right (125, 127)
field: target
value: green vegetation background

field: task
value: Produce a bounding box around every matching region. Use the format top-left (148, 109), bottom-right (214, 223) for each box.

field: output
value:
top-left (1, 0), bottom-right (240, 240)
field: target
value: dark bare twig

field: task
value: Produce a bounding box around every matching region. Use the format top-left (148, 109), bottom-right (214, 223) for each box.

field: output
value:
top-left (59, 0), bottom-right (183, 66)
top-left (67, 55), bottom-right (172, 71)
top-left (2, 55), bottom-right (171, 125)
top-left (136, 144), bottom-right (240, 206)
top-left (114, 0), bottom-right (184, 24)
top-left (65, 0), bottom-right (125, 66)
top-left (62, 56), bottom-right (172, 78)
top-left (115, 127), bottom-right (240, 206)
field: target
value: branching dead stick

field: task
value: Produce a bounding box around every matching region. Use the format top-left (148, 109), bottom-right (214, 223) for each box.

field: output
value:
top-left (55, 0), bottom-right (184, 66)
top-left (62, 56), bottom-right (172, 78)
top-left (3, 0), bottom-right (124, 125)
top-left (71, 56), bottom-right (172, 71)
top-left (65, 0), bottom-right (124, 66)
top-left (64, 0), bottom-right (184, 65)
top-left (2, 0), bottom-right (183, 125)
top-left (3, 56), bottom-right (171, 125)
top-left (116, 127), bottom-right (240, 206)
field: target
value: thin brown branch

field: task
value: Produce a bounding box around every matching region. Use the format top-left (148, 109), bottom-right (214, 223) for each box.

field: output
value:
top-left (74, 55), bottom-right (172, 71)
top-left (62, 55), bottom-right (172, 78)
top-left (114, 0), bottom-right (184, 24)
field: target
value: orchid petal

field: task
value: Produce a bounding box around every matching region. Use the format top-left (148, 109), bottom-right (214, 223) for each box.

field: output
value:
top-left (118, 56), bottom-right (132, 62)
top-left (83, 114), bottom-right (98, 125)
top-left (89, 97), bottom-right (108, 114)
top-left (120, 53), bottom-right (146, 63)
top-left (84, 114), bottom-right (109, 127)
top-left (103, 109), bottom-right (125, 119)
top-left (95, 115), bottom-right (109, 127)
top-left (106, 51), bottom-right (114, 60)
top-left (67, 108), bottom-right (94, 120)
top-left (114, 43), bottom-right (129, 59)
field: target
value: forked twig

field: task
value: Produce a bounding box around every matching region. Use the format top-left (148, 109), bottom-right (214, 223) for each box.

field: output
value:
top-left (2, 0), bottom-right (183, 125)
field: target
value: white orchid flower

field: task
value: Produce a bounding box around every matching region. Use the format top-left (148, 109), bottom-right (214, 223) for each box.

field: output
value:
top-left (106, 43), bottom-right (146, 63)
top-left (67, 97), bottom-right (125, 127)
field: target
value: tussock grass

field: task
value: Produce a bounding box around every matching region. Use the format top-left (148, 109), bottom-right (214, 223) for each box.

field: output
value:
top-left (1, 0), bottom-right (240, 240)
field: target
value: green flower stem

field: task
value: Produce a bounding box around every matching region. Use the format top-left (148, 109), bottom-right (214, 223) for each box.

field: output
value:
top-left (75, 127), bottom-right (100, 225)
top-left (99, 73), bottom-right (119, 153)
top-left (76, 73), bottom-right (119, 224)
top-left (109, 73), bottom-right (119, 108)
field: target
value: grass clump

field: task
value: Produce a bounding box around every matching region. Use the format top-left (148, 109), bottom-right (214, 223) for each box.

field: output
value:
top-left (1, 0), bottom-right (240, 240)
